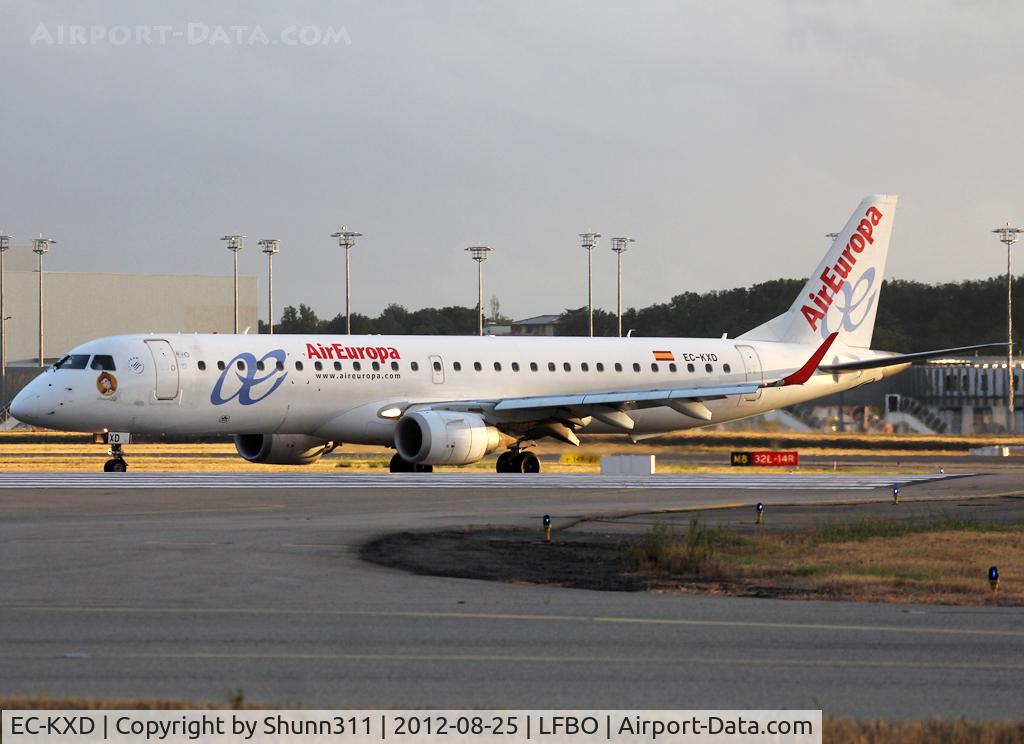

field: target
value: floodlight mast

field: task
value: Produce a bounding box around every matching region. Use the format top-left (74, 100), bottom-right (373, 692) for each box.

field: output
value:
top-left (993, 223), bottom-right (1023, 433)
top-left (258, 239), bottom-right (280, 334)
top-left (611, 237), bottom-right (635, 338)
top-left (32, 237), bottom-right (55, 367)
top-left (221, 235), bottom-right (246, 333)
top-left (466, 245), bottom-right (493, 336)
top-left (331, 227), bottom-right (362, 334)
top-left (579, 231), bottom-right (601, 337)
top-left (0, 233), bottom-right (10, 401)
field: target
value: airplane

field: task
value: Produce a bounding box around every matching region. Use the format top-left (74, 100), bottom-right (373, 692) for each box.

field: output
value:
top-left (10, 194), bottom-right (1005, 473)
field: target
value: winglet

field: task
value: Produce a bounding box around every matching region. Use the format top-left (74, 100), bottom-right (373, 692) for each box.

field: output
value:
top-left (763, 332), bottom-right (839, 388)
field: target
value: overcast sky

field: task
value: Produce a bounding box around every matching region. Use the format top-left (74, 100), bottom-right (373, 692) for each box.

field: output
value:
top-left (2, 1), bottom-right (1023, 322)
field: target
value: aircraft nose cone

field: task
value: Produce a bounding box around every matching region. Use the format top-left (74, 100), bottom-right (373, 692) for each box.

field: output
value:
top-left (10, 382), bottom-right (45, 426)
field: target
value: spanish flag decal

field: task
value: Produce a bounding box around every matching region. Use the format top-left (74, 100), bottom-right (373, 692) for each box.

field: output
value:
top-left (653, 350), bottom-right (675, 362)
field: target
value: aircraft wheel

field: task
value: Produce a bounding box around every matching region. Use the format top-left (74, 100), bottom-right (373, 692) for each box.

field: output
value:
top-left (389, 453), bottom-right (414, 473)
top-left (104, 458), bottom-right (127, 473)
top-left (496, 451), bottom-right (514, 473)
top-left (512, 451), bottom-right (540, 473)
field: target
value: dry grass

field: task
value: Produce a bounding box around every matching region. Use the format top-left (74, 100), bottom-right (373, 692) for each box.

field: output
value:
top-left (638, 517), bottom-right (1024, 605)
top-left (826, 718), bottom-right (1024, 743)
top-left (0, 695), bottom-right (268, 709)
top-left (0, 440), bottom-right (937, 474)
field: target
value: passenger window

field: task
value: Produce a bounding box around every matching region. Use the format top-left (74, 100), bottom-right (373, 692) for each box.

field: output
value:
top-left (705, 363), bottom-right (713, 373)
top-left (581, 363), bottom-right (589, 372)
top-left (548, 362), bottom-right (556, 372)
top-left (236, 360), bottom-right (245, 371)
top-left (669, 363), bottom-right (677, 373)
top-left (494, 362), bottom-right (502, 372)
top-left (90, 355), bottom-right (116, 371)
top-left (391, 361), bottom-right (399, 371)
top-left (512, 362), bottom-right (520, 372)
top-left (530, 362), bottom-right (538, 372)
top-left (614, 363), bottom-right (623, 372)
top-left (687, 363), bottom-right (695, 373)
top-left (295, 361), bottom-right (304, 371)
top-left (633, 363), bottom-right (641, 372)
top-left (54, 354), bottom-right (90, 370)
top-left (411, 361), bottom-right (419, 371)
top-left (197, 361), bottom-right (207, 371)
top-left (315, 361), bottom-right (323, 371)
top-left (453, 362), bottom-right (462, 372)
top-left (432, 361), bottom-right (441, 372)
top-left (217, 361), bottom-right (225, 371)
top-left (256, 361), bottom-right (265, 371)
top-left (723, 363), bottom-right (731, 373)
top-left (651, 363), bottom-right (659, 373)
top-left (596, 363), bottom-right (604, 372)
top-left (276, 361), bottom-right (285, 371)
top-left (353, 361), bottom-right (362, 371)
top-left (474, 362), bottom-right (482, 371)
top-left (563, 362), bottom-right (571, 372)
top-left (334, 361), bottom-right (342, 371)
top-left (372, 361), bottom-right (380, 371)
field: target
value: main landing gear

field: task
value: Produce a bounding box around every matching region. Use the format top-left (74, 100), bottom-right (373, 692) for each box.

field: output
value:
top-left (94, 431), bottom-right (129, 472)
top-left (496, 448), bottom-right (540, 474)
top-left (389, 453), bottom-right (433, 473)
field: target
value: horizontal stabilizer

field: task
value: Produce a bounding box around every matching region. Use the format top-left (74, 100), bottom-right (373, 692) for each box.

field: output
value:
top-left (821, 342), bottom-right (1009, 373)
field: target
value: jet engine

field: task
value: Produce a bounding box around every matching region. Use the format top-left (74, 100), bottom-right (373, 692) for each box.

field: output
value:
top-left (394, 411), bottom-right (501, 466)
top-left (234, 434), bottom-right (333, 465)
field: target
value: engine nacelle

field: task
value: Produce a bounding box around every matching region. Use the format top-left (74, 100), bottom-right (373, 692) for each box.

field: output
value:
top-left (234, 434), bottom-right (332, 465)
top-left (394, 411), bottom-right (501, 466)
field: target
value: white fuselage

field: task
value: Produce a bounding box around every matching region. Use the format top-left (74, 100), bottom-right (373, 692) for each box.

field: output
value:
top-left (12, 333), bottom-right (890, 444)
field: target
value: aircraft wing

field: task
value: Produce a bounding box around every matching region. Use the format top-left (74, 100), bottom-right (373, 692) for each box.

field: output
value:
top-left (820, 342), bottom-right (1009, 373)
top-left (419, 333), bottom-right (840, 437)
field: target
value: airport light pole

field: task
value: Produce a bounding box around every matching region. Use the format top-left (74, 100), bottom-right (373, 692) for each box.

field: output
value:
top-left (221, 235), bottom-right (246, 333)
top-left (258, 239), bottom-right (280, 334)
top-left (32, 237), bottom-right (55, 367)
top-left (610, 237), bottom-right (635, 338)
top-left (0, 233), bottom-right (10, 404)
top-left (466, 245), bottom-right (493, 336)
top-left (331, 227), bottom-right (362, 334)
top-left (993, 223), bottom-right (1022, 433)
top-left (579, 231), bottom-right (601, 337)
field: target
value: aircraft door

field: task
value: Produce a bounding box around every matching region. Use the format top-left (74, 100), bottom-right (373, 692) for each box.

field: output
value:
top-left (428, 355), bottom-right (445, 384)
top-left (735, 345), bottom-right (763, 403)
top-left (145, 339), bottom-right (180, 400)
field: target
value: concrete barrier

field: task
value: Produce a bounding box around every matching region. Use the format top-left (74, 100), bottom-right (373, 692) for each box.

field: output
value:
top-left (600, 454), bottom-right (656, 474)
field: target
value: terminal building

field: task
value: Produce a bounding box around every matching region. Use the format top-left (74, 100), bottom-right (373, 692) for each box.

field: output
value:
top-left (790, 356), bottom-right (1024, 435)
top-left (1, 243), bottom-right (258, 409)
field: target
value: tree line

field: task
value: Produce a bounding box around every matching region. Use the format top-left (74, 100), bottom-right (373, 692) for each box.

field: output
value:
top-left (261, 275), bottom-right (1021, 353)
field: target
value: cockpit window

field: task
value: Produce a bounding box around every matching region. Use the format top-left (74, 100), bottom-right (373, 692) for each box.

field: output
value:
top-left (91, 355), bottom-right (116, 371)
top-left (54, 354), bottom-right (90, 370)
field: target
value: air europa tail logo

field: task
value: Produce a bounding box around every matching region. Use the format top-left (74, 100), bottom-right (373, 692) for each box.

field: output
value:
top-left (305, 343), bottom-right (400, 361)
top-left (800, 205), bottom-right (884, 333)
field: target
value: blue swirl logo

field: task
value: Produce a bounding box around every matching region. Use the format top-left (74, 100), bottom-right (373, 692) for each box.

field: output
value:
top-left (211, 349), bottom-right (288, 405)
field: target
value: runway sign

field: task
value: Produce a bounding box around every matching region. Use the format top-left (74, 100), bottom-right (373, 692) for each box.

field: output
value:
top-left (731, 451), bottom-right (799, 467)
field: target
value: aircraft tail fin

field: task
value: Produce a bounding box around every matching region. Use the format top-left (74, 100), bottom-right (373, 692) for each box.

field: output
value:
top-left (739, 194), bottom-right (898, 348)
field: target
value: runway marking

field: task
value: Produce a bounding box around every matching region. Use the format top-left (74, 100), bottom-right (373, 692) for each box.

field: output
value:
top-left (1, 650), bottom-right (1021, 672)
top-left (3, 605), bottom-right (1021, 638)
top-left (0, 472), bottom-right (960, 491)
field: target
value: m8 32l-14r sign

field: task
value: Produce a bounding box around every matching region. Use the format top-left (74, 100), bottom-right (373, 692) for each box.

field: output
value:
top-left (731, 451), bottom-right (799, 467)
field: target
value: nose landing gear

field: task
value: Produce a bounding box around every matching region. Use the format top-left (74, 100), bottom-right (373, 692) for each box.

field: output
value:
top-left (94, 431), bottom-right (130, 472)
